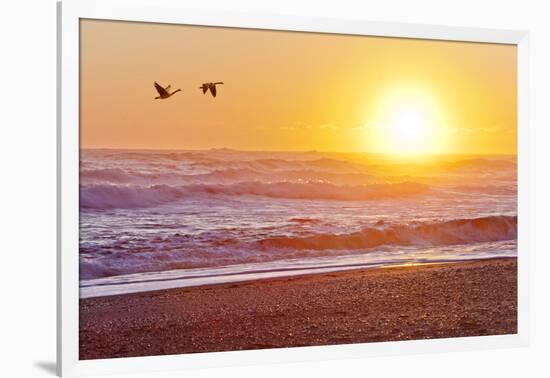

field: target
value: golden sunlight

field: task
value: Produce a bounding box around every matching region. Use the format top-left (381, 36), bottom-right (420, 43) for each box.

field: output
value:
top-left (364, 86), bottom-right (450, 155)
top-left (389, 106), bottom-right (427, 147)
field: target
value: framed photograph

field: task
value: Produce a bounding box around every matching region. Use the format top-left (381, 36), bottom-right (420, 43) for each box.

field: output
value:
top-left (57, 0), bottom-right (529, 376)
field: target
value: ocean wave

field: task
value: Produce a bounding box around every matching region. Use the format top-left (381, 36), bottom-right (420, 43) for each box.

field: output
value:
top-left (80, 181), bottom-right (430, 209)
top-left (80, 166), bottom-right (377, 186)
top-left (257, 215), bottom-right (517, 250)
top-left (448, 184), bottom-right (517, 195)
top-left (187, 157), bottom-right (369, 176)
top-left (81, 167), bottom-right (136, 184)
top-left (79, 215), bottom-right (517, 279)
top-left (82, 149), bottom-right (365, 171)
top-left (444, 158), bottom-right (516, 171)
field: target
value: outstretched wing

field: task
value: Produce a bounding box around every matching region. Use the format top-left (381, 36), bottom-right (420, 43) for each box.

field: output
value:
top-left (166, 85), bottom-right (171, 92)
top-left (154, 82), bottom-right (168, 96)
top-left (201, 85), bottom-right (208, 94)
top-left (210, 85), bottom-right (217, 97)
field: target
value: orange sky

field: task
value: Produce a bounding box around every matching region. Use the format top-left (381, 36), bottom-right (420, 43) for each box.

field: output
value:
top-left (80, 19), bottom-right (517, 154)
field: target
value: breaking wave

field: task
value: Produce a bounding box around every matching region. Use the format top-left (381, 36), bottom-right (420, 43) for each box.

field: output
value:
top-left (80, 167), bottom-right (377, 186)
top-left (257, 215), bottom-right (517, 250)
top-left (80, 181), bottom-right (430, 210)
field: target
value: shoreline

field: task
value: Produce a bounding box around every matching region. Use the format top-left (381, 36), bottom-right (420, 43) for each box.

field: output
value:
top-left (80, 257), bottom-right (517, 360)
top-left (80, 255), bottom-right (517, 299)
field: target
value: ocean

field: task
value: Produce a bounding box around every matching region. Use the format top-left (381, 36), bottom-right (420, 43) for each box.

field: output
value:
top-left (79, 149), bottom-right (517, 298)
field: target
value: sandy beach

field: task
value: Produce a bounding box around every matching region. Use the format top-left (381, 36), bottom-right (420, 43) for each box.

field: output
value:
top-left (80, 257), bottom-right (517, 360)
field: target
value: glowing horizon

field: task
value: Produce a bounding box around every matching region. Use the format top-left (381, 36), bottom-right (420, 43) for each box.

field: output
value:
top-left (80, 19), bottom-right (517, 155)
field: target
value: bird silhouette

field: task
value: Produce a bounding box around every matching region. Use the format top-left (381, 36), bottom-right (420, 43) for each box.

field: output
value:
top-left (200, 82), bottom-right (224, 98)
top-left (154, 82), bottom-right (181, 99)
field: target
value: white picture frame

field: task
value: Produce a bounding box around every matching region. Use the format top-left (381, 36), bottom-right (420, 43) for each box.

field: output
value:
top-left (57, 0), bottom-right (530, 376)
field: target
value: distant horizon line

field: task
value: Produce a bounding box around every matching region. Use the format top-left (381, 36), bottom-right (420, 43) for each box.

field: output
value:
top-left (80, 146), bottom-right (517, 157)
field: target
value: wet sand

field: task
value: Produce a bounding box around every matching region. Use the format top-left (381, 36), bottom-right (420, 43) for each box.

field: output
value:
top-left (80, 258), bottom-right (517, 360)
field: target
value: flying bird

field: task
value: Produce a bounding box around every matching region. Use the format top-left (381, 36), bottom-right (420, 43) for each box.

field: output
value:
top-left (154, 82), bottom-right (181, 99)
top-left (200, 82), bottom-right (224, 98)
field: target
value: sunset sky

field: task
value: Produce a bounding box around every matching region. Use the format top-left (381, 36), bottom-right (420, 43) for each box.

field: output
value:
top-left (80, 19), bottom-right (517, 154)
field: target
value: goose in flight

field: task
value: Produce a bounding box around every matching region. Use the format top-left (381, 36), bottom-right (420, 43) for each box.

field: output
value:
top-left (200, 82), bottom-right (224, 98)
top-left (154, 82), bottom-right (181, 99)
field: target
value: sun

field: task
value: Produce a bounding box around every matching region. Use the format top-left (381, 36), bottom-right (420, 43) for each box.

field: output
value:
top-left (363, 86), bottom-right (450, 155)
top-left (390, 107), bottom-right (427, 146)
